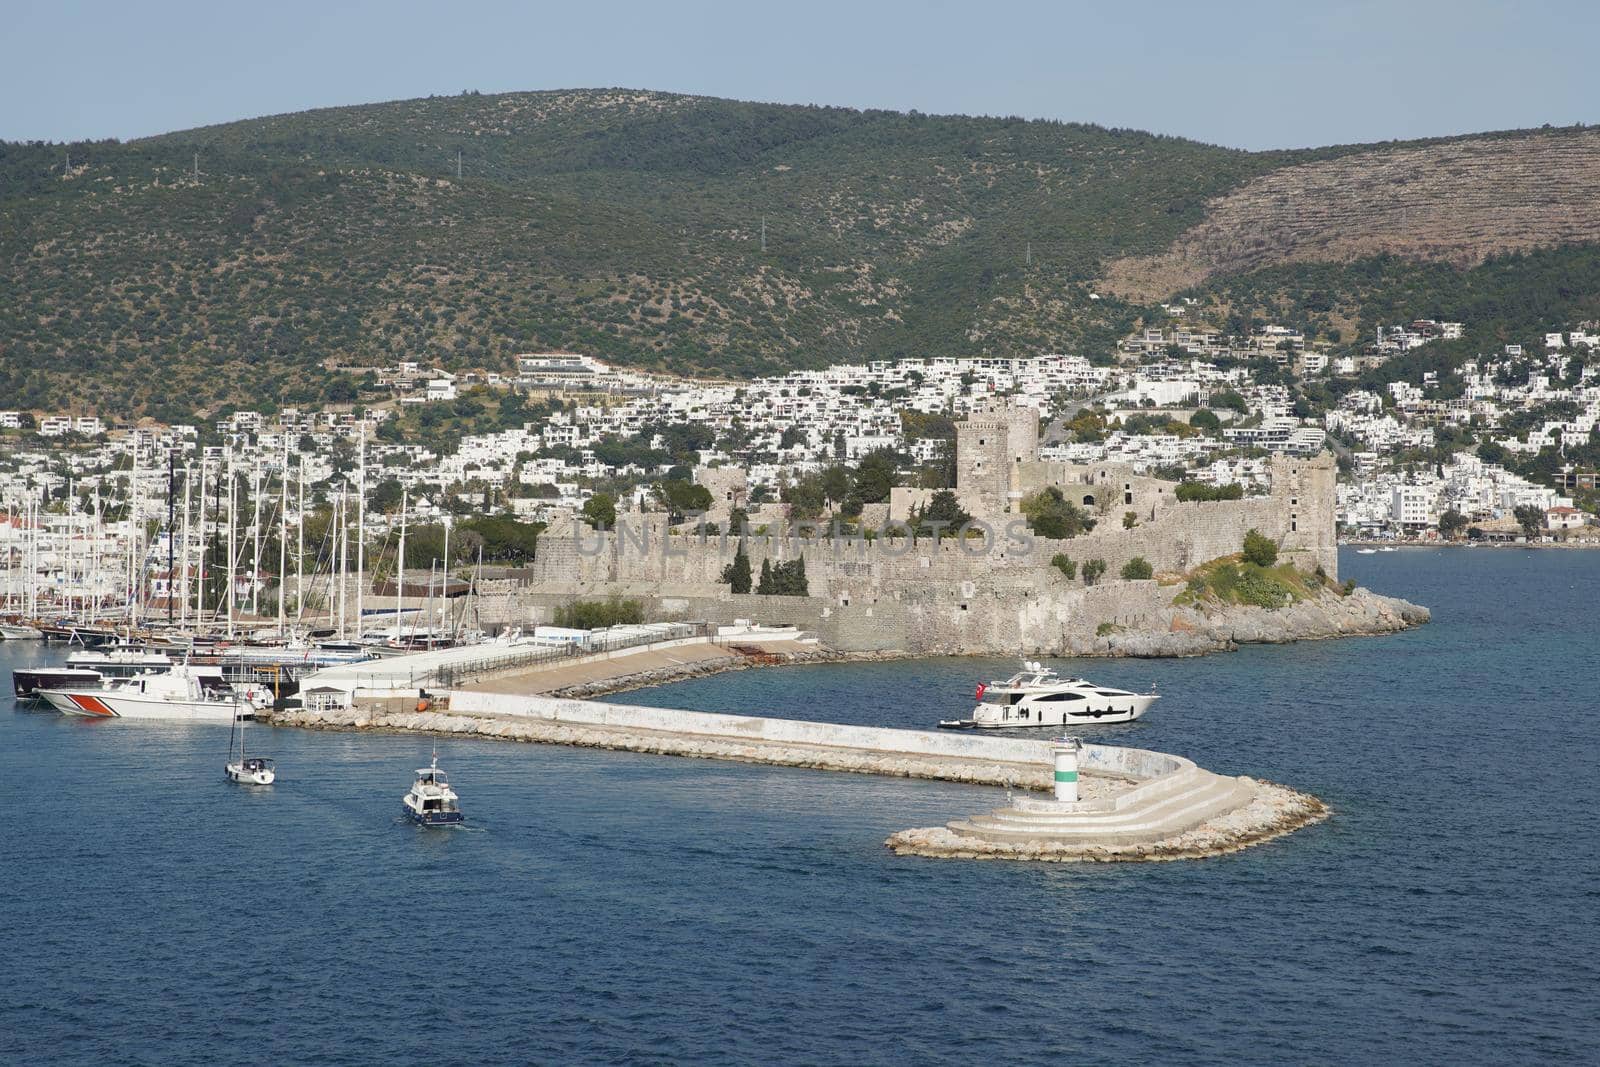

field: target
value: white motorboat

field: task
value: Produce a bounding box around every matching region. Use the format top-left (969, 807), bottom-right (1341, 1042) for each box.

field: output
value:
top-left (226, 709), bottom-right (276, 785)
top-left (402, 751), bottom-right (464, 826)
top-left (1379, 546), bottom-right (1397, 553)
top-left (938, 661), bottom-right (1158, 729)
top-left (1356, 548), bottom-right (1378, 554)
top-left (39, 664), bottom-right (269, 722)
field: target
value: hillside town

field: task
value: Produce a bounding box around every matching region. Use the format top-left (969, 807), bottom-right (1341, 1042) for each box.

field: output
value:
top-left (2, 319), bottom-right (1598, 613)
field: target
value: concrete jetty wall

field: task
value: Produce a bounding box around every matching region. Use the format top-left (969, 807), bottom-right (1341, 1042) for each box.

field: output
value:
top-left (445, 689), bottom-right (1187, 786)
top-left (269, 691), bottom-right (1326, 861)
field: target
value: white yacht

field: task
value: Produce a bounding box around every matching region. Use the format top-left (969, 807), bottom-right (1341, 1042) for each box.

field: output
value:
top-left (402, 752), bottom-right (464, 826)
top-left (0, 623), bottom-right (43, 640)
top-left (938, 661), bottom-right (1158, 729)
top-left (13, 645), bottom-right (174, 699)
top-left (39, 664), bottom-right (269, 722)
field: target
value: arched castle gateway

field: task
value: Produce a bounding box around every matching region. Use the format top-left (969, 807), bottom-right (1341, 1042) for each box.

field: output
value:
top-left (523, 398), bottom-right (1339, 654)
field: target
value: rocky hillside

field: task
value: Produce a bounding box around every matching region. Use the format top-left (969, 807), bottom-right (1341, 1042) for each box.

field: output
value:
top-left (4, 90), bottom-right (1600, 418)
top-left (1101, 129), bottom-right (1600, 301)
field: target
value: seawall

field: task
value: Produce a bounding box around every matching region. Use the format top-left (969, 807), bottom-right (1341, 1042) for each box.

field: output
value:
top-left (268, 692), bottom-right (1328, 861)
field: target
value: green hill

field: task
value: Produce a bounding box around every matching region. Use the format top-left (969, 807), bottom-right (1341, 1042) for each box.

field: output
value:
top-left (4, 88), bottom-right (1599, 420)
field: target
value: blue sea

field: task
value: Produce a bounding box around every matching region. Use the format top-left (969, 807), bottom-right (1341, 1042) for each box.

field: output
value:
top-left (4, 548), bottom-right (1597, 1064)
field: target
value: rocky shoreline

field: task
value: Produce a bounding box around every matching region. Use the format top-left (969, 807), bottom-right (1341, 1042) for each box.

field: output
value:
top-left (1064, 586), bottom-right (1430, 658)
top-left (886, 779), bottom-right (1331, 863)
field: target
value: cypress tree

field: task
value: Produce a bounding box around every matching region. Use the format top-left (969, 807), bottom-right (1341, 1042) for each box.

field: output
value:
top-left (757, 557), bottom-right (773, 595)
top-left (723, 545), bottom-right (752, 594)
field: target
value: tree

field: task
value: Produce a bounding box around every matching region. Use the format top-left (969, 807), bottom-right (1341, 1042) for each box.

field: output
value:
top-left (851, 449), bottom-right (899, 505)
top-left (1513, 504), bottom-right (1545, 539)
top-left (1242, 528), bottom-right (1278, 567)
top-left (1082, 559), bottom-right (1107, 585)
top-left (820, 465), bottom-right (853, 506)
top-left (1120, 557), bottom-right (1153, 580)
top-left (369, 478), bottom-right (403, 513)
top-left (1020, 487), bottom-right (1094, 539)
top-left (757, 558), bottom-right (773, 594)
top-left (1189, 408), bottom-right (1221, 433)
top-left (913, 489), bottom-right (972, 539)
top-left (1050, 554), bottom-right (1077, 580)
top-left (1122, 511), bottom-right (1138, 530)
top-left (1438, 509), bottom-right (1468, 539)
top-left (654, 479), bottom-right (712, 523)
top-left (721, 545), bottom-right (752, 594)
top-left (581, 492), bottom-right (616, 529)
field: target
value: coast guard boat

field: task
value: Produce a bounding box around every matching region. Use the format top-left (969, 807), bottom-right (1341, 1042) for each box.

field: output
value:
top-left (402, 752), bottom-right (465, 826)
top-left (38, 664), bottom-right (269, 722)
top-left (938, 661), bottom-right (1158, 729)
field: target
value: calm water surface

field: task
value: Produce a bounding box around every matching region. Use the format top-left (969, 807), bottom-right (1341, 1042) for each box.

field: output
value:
top-left (4, 548), bottom-right (1596, 1064)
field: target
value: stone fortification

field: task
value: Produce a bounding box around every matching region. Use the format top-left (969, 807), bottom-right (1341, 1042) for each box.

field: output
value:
top-left (421, 398), bottom-right (1366, 655)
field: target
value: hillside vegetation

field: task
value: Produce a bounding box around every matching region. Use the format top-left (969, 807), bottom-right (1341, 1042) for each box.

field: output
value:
top-left (5, 89), bottom-right (1600, 418)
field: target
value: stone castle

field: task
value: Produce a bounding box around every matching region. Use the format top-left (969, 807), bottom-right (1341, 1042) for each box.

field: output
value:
top-left (515, 398), bottom-right (1338, 654)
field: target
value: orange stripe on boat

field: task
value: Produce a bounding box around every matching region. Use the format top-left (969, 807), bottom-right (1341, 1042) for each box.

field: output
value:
top-left (70, 693), bottom-right (116, 717)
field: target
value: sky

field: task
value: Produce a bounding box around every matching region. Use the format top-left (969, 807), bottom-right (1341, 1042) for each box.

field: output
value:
top-left (5, 0), bottom-right (1597, 151)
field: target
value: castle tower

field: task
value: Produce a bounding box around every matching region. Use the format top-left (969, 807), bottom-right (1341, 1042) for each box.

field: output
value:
top-left (1271, 452), bottom-right (1339, 578)
top-left (956, 399), bottom-right (1039, 516)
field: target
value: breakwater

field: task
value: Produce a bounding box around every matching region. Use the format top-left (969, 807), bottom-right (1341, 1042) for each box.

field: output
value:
top-left (270, 691), bottom-right (1326, 860)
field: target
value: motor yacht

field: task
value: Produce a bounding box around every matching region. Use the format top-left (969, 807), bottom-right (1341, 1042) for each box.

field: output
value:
top-left (402, 752), bottom-right (464, 826)
top-left (938, 661), bottom-right (1158, 729)
top-left (12, 646), bottom-right (174, 699)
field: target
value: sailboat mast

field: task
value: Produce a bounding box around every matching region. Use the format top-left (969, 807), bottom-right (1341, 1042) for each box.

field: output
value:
top-left (440, 517), bottom-right (450, 636)
top-left (394, 490), bottom-right (407, 633)
top-left (167, 450), bottom-right (175, 626)
top-left (356, 426), bottom-right (366, 641)
top-left (295, 459), bottom-right (305, 625)
top-left (336, 490), bottom-right (348, 640)
top-left (249, 464), bottom-right (262, 618)
top-left (226, 448), bottom-right (236, 639)
top-left (278, 446), bottom-right (288, 636)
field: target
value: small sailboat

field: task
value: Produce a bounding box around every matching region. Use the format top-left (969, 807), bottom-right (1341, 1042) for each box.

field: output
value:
top-left (226, 702), bottom-right (276, 785)
top-left (402, 750), bottom-right (464, 826)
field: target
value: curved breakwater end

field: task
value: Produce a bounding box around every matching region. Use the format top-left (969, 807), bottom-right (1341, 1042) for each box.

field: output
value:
top-left (886, 781), bottom-right (1330, 863)
top-left (269, 695), bottom-right (1329, 862)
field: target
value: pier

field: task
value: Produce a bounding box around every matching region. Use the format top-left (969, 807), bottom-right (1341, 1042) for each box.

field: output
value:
top-left (271, 683), bottom-right (1327, 861)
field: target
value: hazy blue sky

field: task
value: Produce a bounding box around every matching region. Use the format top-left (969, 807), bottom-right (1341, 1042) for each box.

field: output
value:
top-left (6, 0), bottom-right (1596, 150)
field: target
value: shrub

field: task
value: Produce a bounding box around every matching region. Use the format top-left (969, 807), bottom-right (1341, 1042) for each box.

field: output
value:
top-left (1122, 511), bottom-right (1137, 529)
top-left (1176, 481), bottom-right (1244, 503)
top-left (1242, 528), bottom-right (1278, 567)
top-left (1120, 557), bottom-right (1153, 580)
top-left (1082, 558), bottom-right (1107, 585)
top-left (1050, 553), bottom-right (1077, 580)
top-left (554, 596), bottom-right (643, 630)
top-left (1341, 577), bottom-right (1357, 596)
top-left (1233, 567), bottom-right (1290, 608)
